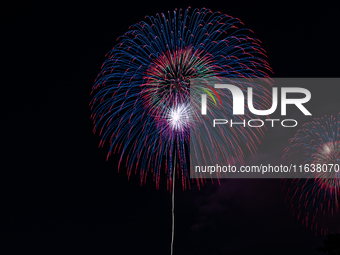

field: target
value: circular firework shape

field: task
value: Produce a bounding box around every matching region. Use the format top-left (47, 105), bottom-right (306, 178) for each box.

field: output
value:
top-left (282, 113), bottom-right (340, 235)
top-left (90, 7), bottom-right (273, 190)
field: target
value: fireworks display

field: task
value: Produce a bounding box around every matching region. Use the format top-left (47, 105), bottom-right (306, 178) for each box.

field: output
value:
top-left (90, 7), bottom-right (272, 190)
top-left (282, 113), bottom-right (340, 234)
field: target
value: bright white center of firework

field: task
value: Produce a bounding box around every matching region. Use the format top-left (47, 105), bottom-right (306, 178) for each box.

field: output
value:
top-left (168, 104), bottom-right (189, 131)
top-left (170, 108), bottom-right (182, 129)
top-left (322, 144), bottom-right (332, 155)
top-left (173, 111), bottom-right (180, 122)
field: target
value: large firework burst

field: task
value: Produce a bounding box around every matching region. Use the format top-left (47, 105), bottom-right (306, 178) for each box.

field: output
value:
top-left (90, 7), bottom-right (272, 190)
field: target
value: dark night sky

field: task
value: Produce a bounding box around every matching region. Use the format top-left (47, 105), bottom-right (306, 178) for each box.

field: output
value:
top-left (2, 1), bottom-right (340, 254)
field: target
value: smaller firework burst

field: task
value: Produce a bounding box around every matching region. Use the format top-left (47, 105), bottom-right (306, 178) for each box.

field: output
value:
top-left (282, 113), bottom-right (340, 235)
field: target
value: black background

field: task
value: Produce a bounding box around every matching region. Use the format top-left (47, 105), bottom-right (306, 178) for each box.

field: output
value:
top-left (2, 1), bottom-right (340, 254)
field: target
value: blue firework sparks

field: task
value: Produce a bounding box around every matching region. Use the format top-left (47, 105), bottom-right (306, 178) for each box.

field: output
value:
top-left (90, 7), bottom-right (272, 190)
